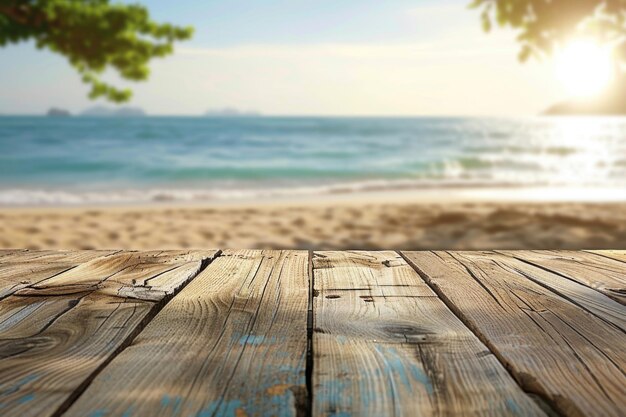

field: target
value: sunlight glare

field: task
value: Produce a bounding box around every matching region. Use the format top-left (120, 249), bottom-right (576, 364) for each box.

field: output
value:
top-left (554, 39), bottom-right (614, 98)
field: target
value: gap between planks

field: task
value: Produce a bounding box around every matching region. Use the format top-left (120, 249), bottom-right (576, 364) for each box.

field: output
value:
top-left (397, 250), bottom-right (564, 416)
top-left (61, 250), bottom-right (558, 417)
top-left (501, 250), bottom-right (626, 305)
top-left (400, 250), bottom-right (626, 417)
top-left (62, 250), bottom-right (309, 417)
top-left (314, 251), bottom-right (547, 416)
top-left (11, 250), bottom-right (621, 416)
top-left (395, 250), bottom-right (561, 417)
top-left (47, 250), bottom-right (316, 417)
top-left (305, 250), bottom-right (314, 417)
top-left (50, 250), bottom-right (223, 417)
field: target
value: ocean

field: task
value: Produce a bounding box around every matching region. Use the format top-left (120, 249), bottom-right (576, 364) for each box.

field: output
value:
top-left (1, 116), bottom-right (625, 205)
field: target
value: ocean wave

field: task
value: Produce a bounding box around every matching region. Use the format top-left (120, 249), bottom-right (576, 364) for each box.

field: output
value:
top-left (2, 177), bottom-right (624, 206)
top-left (2, 116), bottom-right (626, 205)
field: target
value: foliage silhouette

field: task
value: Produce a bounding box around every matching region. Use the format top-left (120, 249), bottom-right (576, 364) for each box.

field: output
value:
top-left (471, 0), bottom-right (626, 64)
top-left (0, 0), bottom-right (193, 102)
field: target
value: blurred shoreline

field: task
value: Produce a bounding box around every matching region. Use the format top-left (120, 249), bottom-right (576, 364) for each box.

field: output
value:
top-left (1, 185), bottom-right (626, 209)
top-left (3, 116), bottom-right (626, 206)
top-left (2, 188), bottom-right (626, 251)
top-left (3, 115), bottom-right (626, 250)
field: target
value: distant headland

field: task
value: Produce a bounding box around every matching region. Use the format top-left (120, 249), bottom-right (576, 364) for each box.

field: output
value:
top-left (47, 108), bottom-right (72, 117)
top-left (204, 108), bottom-right (261, 117)
top-left (544, 78), bottom-right (626, 116)
top-left (41, 106), bottom-right (263, 117)
top-left (81, 106), bottom-right (146, 117)
top-left (45, 106), bottom-right (147, 117)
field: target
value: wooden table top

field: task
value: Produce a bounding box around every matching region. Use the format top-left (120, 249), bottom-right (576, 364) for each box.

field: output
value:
top-left (0, 249), bottom-right (624, 417)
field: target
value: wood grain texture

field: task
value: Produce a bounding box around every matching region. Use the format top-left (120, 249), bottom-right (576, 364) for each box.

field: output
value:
top-left (0, 250), bottom-right (217, 417)
top-left (503, 250), bottom-right (626, 305)
top-left (313, 251), bottom-right (545, 417)
top-left (64, 249), bottom-right (309, 417)
top-left (25, 250), bottom-right (215, 301)
top-left (0, 250), bottom-right (26, 259)
top-left (586, 250), bottom-right (626, 264)
top-left (0, 250), bottom-right (117, 299)
top-left (493, 251), bottom-right (626, 331)
top-left (403, 251), bottom-right (626, 417)
top-left (0, 250), bottom-right (115, 264)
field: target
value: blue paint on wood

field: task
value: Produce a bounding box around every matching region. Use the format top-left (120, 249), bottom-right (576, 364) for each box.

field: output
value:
top-left (335, 335), bottom-right (349, 345)
top-left (0, 374), bottom-right (41, 410)
top-left (87, 406), bottom-right (133, 417)
top-left (374, 345), bottom-right (434, 395)
top-left (221, 399), bottom-right (244, 416)
top-left (328, 412), bottom-right (352, 417)
top-left (409, 365), bottom-right (434, 396)
top-left (195, 405), bottom-right (216, 417)
top-left (267, 386), bottom-right (303, 417)
top-left (239, 335), bottom-right (267, 346)
top-left (121, 406), bottom-right (134, 417)
top-left (237, 334), bottom-right (284, 346)
top-left (197, 399), bottom-right (243, 417)
top-left (316, 369), bottom-right (352, 415)
top-left (0, 373), bottom-right (39, 396)
top-left (161, 395), bottom-right (183, 416)
top-left (505, 398), bottom-right (523, 416)
top-left (17, 393), bottom-right (34, 404)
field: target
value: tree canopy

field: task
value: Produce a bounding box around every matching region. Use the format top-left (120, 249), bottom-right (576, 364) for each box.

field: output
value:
top-left (471, 0), bottom-right (626, 63)
top-left (0, 0), bottom-right (193, 102)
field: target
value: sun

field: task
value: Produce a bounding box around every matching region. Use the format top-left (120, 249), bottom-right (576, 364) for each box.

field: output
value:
top-left (554, 39), bottom-right (614, 98)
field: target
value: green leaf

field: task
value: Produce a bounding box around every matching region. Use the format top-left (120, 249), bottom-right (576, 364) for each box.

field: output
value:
top-left (0, 0), bottom-right (194, 103)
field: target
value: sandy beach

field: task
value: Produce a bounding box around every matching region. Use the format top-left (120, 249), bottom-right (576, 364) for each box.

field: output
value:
top-left (2, 190), bottom-right (626, 251)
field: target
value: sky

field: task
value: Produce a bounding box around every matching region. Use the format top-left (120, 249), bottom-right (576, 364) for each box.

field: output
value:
top-left (0, 0), bottom-right (571, 116)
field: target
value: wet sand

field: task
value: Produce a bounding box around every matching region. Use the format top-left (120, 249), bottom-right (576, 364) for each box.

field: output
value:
top-left (2, 195), bottom-right (626, 250)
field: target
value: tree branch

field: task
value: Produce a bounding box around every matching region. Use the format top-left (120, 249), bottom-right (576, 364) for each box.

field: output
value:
top-left (0, 4), bottom-right (29, 24)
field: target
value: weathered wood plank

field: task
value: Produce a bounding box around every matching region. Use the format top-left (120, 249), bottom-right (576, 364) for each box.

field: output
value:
top-left (313, 251), bottom-right (545, 416)
top-left (493, 251), bottom-right (626, 331)
top-left (503, 250), bottom-right (626, 304)
top-left (586, 249), bottom-right (626, 264)
top-left (0, 250), bottom-right (26, 259)
top-left (0, 263), bottom-right (77, 300)
top-left (0, 250), bottom-right (118, 299)
top-left (403, 251), bottom-right (626, 417)
top-left (64, 249), bottom-right (309, 417)
top-left (24, 250), bottom-right (212, 301)
top-left (0, 250), bottom-right (218, 417)
top-left (0, 249), bottom-right (115, 264)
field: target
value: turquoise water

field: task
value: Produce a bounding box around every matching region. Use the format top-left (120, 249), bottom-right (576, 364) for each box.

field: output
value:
top-left (1, 116), bottom-right (625, 204)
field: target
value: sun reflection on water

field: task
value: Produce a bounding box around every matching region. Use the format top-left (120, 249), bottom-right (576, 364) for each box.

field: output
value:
top-left (541, 117), bottom-right (624, 187)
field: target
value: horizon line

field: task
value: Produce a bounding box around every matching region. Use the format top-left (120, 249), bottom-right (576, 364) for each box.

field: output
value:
top-left (0, 112), bottom-right (559, 118)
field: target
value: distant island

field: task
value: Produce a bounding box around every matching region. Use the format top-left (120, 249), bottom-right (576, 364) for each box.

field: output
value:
top-left (81, 106), bottom-right (146, 117)
top-left (47, 108), bottom-right (71, 117)
top-left (544, 78), bottom-right (626, 116)
top-left (204, 108), bottom-right (261, 117)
